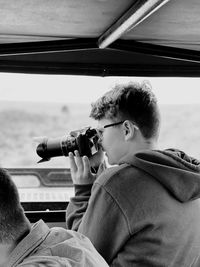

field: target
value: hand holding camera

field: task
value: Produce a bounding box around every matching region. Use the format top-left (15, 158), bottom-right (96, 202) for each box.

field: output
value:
top-left (35, 126), bottom-right (105, 185)
top-left (68, 149), bottom-right (104, 185)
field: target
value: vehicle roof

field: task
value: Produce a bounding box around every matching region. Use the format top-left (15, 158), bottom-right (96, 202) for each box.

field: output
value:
top-left (0, 0), bottom-right (200, 77)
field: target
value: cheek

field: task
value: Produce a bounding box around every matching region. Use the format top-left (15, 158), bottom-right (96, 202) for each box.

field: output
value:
top-left (106, 139), bottom-right (119, 156)
top-left (103, 132), bottom-right (118, 148)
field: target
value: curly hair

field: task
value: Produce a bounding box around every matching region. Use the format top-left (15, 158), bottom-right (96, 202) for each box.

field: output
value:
top-left (90, 81), bottom-right (160, 139)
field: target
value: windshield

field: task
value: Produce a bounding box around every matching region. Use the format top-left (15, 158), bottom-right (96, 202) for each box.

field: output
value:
top-left (1, 73), bottom-right (200, 205)
top-left (0, 74), bottom-right (200, 168)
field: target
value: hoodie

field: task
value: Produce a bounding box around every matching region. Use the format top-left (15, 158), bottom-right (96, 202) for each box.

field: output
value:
top-left (66, 149), bottom-right (200, 267)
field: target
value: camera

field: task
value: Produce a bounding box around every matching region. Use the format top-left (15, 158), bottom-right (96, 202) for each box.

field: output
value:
top-left (36, 127), bottom-right (99, 163)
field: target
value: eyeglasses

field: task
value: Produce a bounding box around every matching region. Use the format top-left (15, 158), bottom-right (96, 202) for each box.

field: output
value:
top-left (103, 121), bottom-right (124, 128)
top-left (96, 120), bottom-right (139, 140)
top-left (96, 121), bottom-right (124, 139)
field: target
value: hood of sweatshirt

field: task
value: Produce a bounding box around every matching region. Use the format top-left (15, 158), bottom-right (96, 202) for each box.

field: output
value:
top-left (119, 148), bottom-right (200, 202)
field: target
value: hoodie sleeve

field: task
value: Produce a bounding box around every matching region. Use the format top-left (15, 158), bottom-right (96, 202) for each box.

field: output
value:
top-left (75, 182), bottom-right (131, 264)
top-left (66, 184), bottom-right (92, 230)
top-left (66, 162), bottom-right (107, 230)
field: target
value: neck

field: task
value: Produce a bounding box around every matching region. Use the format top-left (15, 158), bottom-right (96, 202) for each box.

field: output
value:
top-left (118, 139), bottom-right (157, 165)
top-left (132, 138), bottom-right (157, 154)
top-left (0, 221), bottom-right (31, 266)
top-left (15, 227), bottom-right (30, 245)
top-left (0, 243), bottom-right (14, 266)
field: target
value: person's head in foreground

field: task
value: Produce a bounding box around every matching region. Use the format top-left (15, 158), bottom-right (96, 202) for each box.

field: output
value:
top-left (0, 168), bottom-right (108, 267)
top-left (90, 81), bottom-right (161, 165)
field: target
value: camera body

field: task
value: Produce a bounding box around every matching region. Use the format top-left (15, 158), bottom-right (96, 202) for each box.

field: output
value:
top-left (36, 127), bottom-right (99, 163)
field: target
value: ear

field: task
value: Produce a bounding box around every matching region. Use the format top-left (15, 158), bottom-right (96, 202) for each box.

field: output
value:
top-left (122, 120), bottom-right (135, 141)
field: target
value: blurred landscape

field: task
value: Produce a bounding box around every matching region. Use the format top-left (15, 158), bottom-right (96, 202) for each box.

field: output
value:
top-left (0, 100), bottom-right (199, 168)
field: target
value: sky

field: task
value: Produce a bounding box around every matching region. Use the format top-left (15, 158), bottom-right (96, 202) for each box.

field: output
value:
top-left (0, 73), bottom-right (200, 105)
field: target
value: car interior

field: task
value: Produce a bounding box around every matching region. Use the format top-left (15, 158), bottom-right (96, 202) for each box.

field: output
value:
top-left (0, 0), bottom-right (200, 227)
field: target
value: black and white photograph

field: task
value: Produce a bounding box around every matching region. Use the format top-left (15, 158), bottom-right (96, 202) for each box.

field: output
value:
top-left (0, 1), bottom-right (200, 266)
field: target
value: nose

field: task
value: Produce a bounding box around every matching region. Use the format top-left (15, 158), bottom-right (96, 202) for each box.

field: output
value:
top-left (97, 133), bottom-right (102, 143)
top-left (97, 138), bottom-right (102, 146)
top-left (97, 139), bottom-right (105, 151)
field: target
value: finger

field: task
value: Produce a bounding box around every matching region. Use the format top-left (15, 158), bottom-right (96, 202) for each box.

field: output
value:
top-left (83, 156), bottom-right (91, 175)
top-left (68, 152), bottom-right (77, 173)
top-left (74, 150), bottom-right (84, 171)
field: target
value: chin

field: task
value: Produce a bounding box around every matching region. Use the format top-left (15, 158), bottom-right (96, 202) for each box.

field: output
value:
top-left (107, 157), bottom-right (117, 166)
top-left (107, 156), bottom-right (113, 165)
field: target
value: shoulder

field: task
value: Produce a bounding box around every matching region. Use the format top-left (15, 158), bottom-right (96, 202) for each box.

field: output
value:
top-left (93, 161), bottom-right (165, 206)
top-left (48, 228), bottom-right (108, 266)
top-left (20, 228), bottom-right (108, 266)
top-left (95, 163), bottom-right (139, 187)
top-left (47, 227), bottom-right (95, 247)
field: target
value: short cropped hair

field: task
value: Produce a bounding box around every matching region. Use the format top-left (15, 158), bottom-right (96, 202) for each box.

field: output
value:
top-left (90, 81), bottom-right (160, 139)
top-left (0, 168), bottom-right (27, 243)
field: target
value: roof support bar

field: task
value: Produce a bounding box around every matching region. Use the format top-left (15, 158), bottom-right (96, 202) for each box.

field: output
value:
top-left (111, 40), bottom-right (200, 63)
top-left (0, 38), bottom-right (98, 56)
top-left (98, 0), bottom-right (171, 49)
